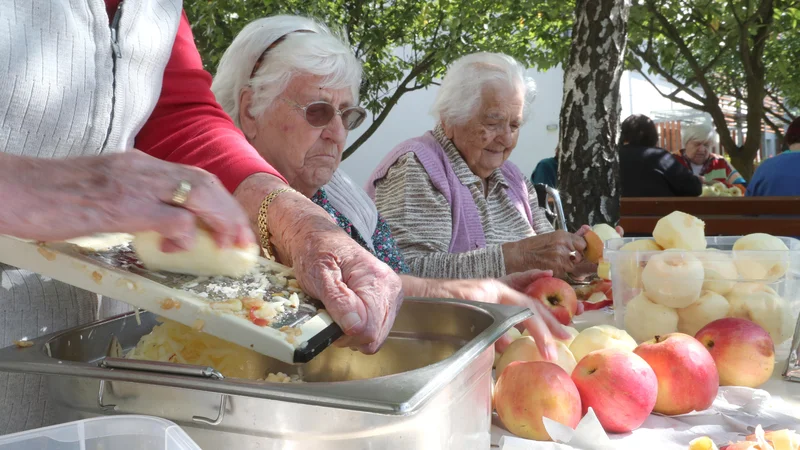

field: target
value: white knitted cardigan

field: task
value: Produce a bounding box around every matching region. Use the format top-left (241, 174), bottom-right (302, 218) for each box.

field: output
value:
top-left (0, 0), bottom-right (181, 434)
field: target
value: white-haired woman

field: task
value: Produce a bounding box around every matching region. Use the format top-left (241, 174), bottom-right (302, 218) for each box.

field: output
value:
top-left (367, 53), bottom-right (605, 279)
top-left (211, 16), bottom-right (570, 357)
top-left (676, 122), bottom-right (746, 187)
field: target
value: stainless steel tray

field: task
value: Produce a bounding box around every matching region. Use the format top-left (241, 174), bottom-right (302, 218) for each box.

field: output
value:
top-left (0, 297), bottom-right (527, 414)
top-left (0, 298), bottom-right (528, 449)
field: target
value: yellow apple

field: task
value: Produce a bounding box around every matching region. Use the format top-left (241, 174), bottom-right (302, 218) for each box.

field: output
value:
top-left (496, 336), bottom-right (577, 376)
top-left (568, 324), bottom-right (637, 362)
top-left (523, 325), bottom-right (579, 347)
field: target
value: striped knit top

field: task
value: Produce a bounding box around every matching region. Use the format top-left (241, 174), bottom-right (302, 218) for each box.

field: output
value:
top-left (374, 126), bottom-right (554, 279)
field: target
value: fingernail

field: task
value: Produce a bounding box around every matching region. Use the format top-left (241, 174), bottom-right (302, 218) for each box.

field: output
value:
top-left (341, 312), bottom-right (362, 331)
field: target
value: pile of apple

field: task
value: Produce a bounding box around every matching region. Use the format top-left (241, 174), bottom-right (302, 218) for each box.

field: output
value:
top-left (492, 317), bottom-right (777, 441)
top-left (613, 211), bottom-right (794, 346)
top-left (701, 182), bottom-right (745, 197)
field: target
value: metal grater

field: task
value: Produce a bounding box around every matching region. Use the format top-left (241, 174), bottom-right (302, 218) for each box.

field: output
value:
top-left (0, 234), bottom-right (342, 364)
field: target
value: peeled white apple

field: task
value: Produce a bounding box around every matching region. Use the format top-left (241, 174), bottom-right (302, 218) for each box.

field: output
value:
top-left (695, 249), bottom-right (738, 295)
top-left (505, 327), bottom-right (523, 341)
top-left (496, 336), bottom-right (577, 376)
top-left (524, 325), bottom-right (579, 347)
top-left (597, 259), bottom-right (611, 280)
top-left (568, 324), bottom-right (637, 362)
top-left (726, 283), bottom-right (794, 344)
top-left (641, 250), bottom-right (704, 308)
top-left (617, 239), bottom-right (663, 289)
top-left (726, 186), bottom-right (742, 197)
top-left (677, 290), bottom-right (730, 336)
top-left (652, 211), bottom-right (707, 251)
top-left (592, 224), bottom-right (622, 242)
top-left (624, 292), bottom-right (679, 343)
top-left (732, 233), bottom-right (790, 282)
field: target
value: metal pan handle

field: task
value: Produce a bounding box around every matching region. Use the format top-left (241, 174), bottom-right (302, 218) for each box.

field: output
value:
top-left (97, 357), bottom-right (227, 425)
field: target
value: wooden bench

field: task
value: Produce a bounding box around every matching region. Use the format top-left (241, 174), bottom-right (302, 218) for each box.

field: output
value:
top-left (619, 197), bottom-right (800, 236)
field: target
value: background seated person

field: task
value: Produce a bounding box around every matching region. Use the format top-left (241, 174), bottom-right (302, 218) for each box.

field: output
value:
top-left (747, 117), bottom-right (800, 197)
top-left (619, 114), bottom-right (702, 197)
top-left (676, 122), bottom-right (746, 187)
top-left (366, 52), bottom-right (604, 280)
top-left (531, 146), bottom-right (559, 188)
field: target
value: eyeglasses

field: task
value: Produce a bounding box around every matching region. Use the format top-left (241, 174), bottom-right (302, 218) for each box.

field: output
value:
top-left (283, 99), bottom-right (367, 131)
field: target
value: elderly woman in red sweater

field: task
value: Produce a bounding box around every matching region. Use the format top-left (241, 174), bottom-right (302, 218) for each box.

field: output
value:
top-left (676, 122), bottom-right (746, 187)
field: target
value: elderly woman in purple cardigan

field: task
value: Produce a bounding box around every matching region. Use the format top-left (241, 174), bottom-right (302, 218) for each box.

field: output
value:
top-left (367, 52), bottom-right (601, 280)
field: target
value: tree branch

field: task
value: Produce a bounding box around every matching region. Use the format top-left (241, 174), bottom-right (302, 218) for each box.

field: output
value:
top-left (643, 0), bottom-right (737, 154)
top-left (343, 52), bottom-right (438, 159)
top-left (629, 46), bottom-right (707, 104)
top-left (635, 67), bottom-right (706, 110)
top-left (767, 88), bottom-right (797, 120)
top-left (763, 110), bottom-right (785, 144)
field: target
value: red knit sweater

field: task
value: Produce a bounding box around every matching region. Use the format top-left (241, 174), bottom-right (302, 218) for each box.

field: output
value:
top-left (104, 0), bottom-right (285, 193)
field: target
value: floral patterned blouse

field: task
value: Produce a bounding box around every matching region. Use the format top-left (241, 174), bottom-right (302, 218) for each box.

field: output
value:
top-left (311, 188), bottom-right (410, 274)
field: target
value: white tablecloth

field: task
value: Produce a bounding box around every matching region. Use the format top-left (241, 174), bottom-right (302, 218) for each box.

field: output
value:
top-left (490, 310), bottom-right (800, 449)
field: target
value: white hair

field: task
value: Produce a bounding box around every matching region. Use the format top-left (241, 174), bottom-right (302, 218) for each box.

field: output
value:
top-left (430, 52), bottom-right (536, 126)
top-left (681, 121), bottom-right (715, 148)
top-left (211, 15), bottom-right (362, 128)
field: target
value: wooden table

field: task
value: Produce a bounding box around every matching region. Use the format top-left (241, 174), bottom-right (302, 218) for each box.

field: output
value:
top-left (619, 197), bottom-right (800, 236)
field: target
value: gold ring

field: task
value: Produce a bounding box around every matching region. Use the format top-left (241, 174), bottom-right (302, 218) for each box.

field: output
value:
top-left (170, 180), bottom-right (192, 206)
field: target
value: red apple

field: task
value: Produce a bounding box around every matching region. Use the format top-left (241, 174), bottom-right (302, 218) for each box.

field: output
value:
top-left (633, 333), bottom-right (719, 415)
top-left (525, 276), bottom-right (578, 325)
top-left (495, 361), bottom-right (582, 441)
top-left (695, 318), bottom-right (775, 388)
top-left (571, 348), bottom-right (657, 433)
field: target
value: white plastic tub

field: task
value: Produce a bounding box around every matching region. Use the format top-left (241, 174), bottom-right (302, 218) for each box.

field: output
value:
top-left (605, 236), bottom-right (800, 345)
top-left (0, 415), bottom-right (201, 450)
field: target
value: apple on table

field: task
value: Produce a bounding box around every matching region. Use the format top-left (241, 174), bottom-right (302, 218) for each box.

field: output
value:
top-left (633, 333), bottom-right (719, 416)
top-left (572, 348), bottom-right (657, 433)
top-left (525, 276), bottom-right (578, 326)
top-left (494, 361), bottom-right (582, 441)
top-left (695, 318), bottom-right (775, 388)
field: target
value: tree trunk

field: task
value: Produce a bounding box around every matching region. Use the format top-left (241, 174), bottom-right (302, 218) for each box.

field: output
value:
top-left (557, 0), bottom-right (631, 230)
top-left (728, 148), bottom-right (757, 181)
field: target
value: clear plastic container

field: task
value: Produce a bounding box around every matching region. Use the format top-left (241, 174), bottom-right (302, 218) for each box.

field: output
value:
top-left (0, 415), bottom-right (201, 450)
top-left (605, 236), bottom-right (800, 346)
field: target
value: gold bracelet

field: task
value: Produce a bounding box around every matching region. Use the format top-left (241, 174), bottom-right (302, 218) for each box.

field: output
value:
top-left (257, 187), bottom-right (297, 259)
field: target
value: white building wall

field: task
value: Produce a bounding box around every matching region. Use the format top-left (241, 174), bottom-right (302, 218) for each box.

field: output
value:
top-left (341, 66), bottom-right (700, 187)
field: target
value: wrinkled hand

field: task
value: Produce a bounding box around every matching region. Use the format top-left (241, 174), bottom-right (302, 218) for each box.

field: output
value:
top-left (267, 193), bottom-right (403, 354)
top-left (1, 151), bottom-right (254, 250)
top-left (412, 270), bottom-right (569, 362)
top-left (502, 230), bottom-right (587, 278)
top-left (571, 224), bottom-right (625, 278)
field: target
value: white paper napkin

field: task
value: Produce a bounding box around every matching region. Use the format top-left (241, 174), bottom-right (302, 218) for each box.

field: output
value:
top-left (493, 387), bottom-right (800, 450)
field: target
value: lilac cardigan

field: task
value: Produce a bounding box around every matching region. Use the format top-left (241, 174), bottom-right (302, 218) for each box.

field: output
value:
top-left (365, 131), bottom-right (534, 253)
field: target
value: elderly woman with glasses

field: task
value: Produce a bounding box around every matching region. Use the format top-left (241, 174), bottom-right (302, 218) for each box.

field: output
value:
top-left (366, 53), bottom-right (613, 280)
top-left (676, 122), bottom-right (746, 187)
top-left (211, 15), bottom-right (570, 357)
